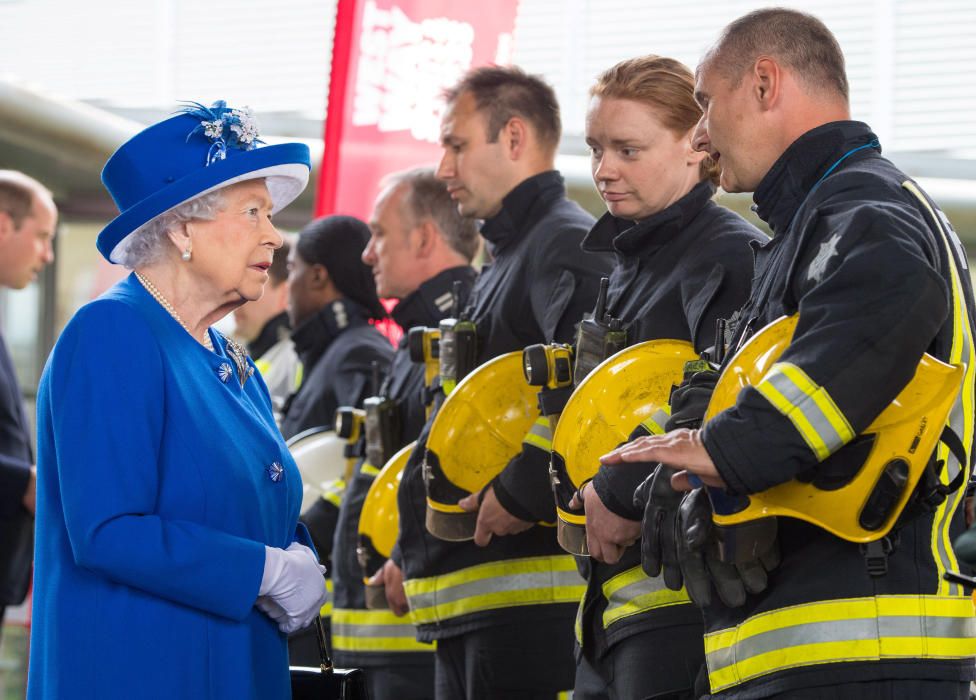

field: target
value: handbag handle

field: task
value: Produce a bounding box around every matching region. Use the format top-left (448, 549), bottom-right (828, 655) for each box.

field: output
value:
top-left (314, 615), bottom-right (334, 672)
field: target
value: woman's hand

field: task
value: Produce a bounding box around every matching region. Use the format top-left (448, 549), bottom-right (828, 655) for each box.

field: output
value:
top-left (257, 542), bottom-right (328, 633)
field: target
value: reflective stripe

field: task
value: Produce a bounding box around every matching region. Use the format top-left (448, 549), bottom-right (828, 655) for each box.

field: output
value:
top-left (705, 594), bottom-right (976, 692)
top-left (403, 555), bottom-right (585, 624)
top-left (294, 361), bottom-right (304, 390)
top-left (320, 478), bottom-right (346, 508)
top-left (524, 417), bottom-right (553, 452)
top-left (574, 592), bottom-right (584, 644)
top-left (755, 362), bottom-right (854, 461)
top-left (601, 565), bottom-right (691, 628)
top-left (331, 608), bottom-right (433, 654)
top-left (319, 578), bottom-right (334, 618)
top-left (360, 462), bottom-right (381, 477)
top-left (640, 407), bottom-right (671, 436)
top-left (903, 180), bottom-right (976, 597)
top-left (255, 357), bottom-right (271, 376)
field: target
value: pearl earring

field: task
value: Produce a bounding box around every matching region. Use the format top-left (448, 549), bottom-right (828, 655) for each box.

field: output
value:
top-left (181, 243), bottom-right (192, 262)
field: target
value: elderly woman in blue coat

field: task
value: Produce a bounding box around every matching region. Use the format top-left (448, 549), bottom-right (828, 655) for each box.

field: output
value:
top-left (28, 102), bottom-right (328, 699)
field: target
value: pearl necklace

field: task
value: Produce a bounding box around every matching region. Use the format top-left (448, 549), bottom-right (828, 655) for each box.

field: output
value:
top-left (135, 271), bottom-right (214, 352)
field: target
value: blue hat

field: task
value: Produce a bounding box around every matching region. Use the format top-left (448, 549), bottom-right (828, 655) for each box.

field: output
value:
top-left (97, 101), bottom-right (311, 264)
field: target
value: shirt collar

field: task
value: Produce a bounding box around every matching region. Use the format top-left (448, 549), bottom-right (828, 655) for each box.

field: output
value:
top-left (582, 180), bottom-right (716, 256)
top-left (291, 298), bottom-right (369, 366)
top-left (391, 265), bottom-right (478, 332)
top-left (479, 170), bottom-right (566, 250)
top-left (753, 121), bottom-right (881, 235)
top-left (247, 311), bottom-right (290, 359)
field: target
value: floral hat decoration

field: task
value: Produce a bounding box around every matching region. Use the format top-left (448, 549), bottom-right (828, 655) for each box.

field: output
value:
top-left (96, 100), bottom-right (311, 264)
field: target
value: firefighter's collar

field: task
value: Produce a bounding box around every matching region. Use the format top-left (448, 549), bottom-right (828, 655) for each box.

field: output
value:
top-left (753, 121), bottom-right (880, 235)
top-left (392, 266), bottom-right (476, 332)
top-left (480, 170), bottom-right (566, 249)
top-left (291, 299), bottom-right (369, 364)
top-left (582, 180), bottom-right (716, 256)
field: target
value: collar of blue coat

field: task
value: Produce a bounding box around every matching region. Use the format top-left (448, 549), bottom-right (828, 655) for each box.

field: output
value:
top-left (753, 120), bottom-right (881, 236)
top-left (479, 170), bottom-right (566, 251)
top-left (290, 298), bottom-right (370, 367)
top-left (122, 273), bottom-right (251, 384)
top-left (581, 179), bottom-right (717, 258)
top-left (391, 265), bottom-right (478, 336)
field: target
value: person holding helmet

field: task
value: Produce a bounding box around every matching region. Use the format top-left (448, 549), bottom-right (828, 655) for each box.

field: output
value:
top-left (379, 66), bottom-right (612, 699)
top-left (568, 55), bottom-right (763, 700)
top-left (329, 167), bottom-right (479, 700)
top-left (28, 101), bottom-right (328, 699)
top-left (603, 9), bottom-right (976, 698)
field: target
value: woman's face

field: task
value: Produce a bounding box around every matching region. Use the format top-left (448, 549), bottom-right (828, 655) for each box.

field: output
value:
top-left (585, 96), bottom-right (704, 222)
top-left (188, 179), bottom-right (282, 303)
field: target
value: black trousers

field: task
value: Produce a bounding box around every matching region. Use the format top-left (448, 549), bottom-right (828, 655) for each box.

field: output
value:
top-left (573, 624), bottom-right (704, 700)
top-left (363, 662), bottom-right (436, 700)
top-left (434, 616), bottom-right (576, 700)
top-left (764, 679), bottom-right (971, 699)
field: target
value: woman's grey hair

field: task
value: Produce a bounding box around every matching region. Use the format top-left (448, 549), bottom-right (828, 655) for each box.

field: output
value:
top-left (118, 190), bottom-right (226, 269)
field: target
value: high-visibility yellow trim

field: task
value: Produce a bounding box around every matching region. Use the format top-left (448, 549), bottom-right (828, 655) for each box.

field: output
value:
top-left (705, 594), bottom-right (976, 692)
top-left (319, 578), bottom-right (334, 617)
top-left (360, 462), bottom-right (381, 477)
top-left (255, 358), bottom-right (271, 376)
top-left (755, 362), bottom-right (854, 461)
top-left (601, 566), bottom-right (691, 628)
top-left (523, 416), bottom-right (553, 452)
top-left (903, 180), bottom-right (976, 598)
top-left (403, 555), bottom-right (585, 625)
top-left (294, 361), bottom-right (304, 390)
top-left (320, 478), bottom-right (346, 508)
top-left (425, 498), bottom-right (467, 514)
top-left (640, 407), bottom-right (671, 436)
top-left (574, 593), bottom-right (584, 645)
top-left (331, 608), bottom-right (433, 654)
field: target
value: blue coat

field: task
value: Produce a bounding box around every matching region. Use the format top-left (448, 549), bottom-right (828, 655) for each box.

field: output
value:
top-left (28, 275), bottom-right (304, 699)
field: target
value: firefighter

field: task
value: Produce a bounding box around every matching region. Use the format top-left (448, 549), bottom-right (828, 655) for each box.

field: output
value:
top-left (567, 56), bottom-right (763, 700)
top-left (371, 66), bottom-right (613, 699)
top-left (329, 167), bottom-right (479, 700)
top-left (602, 9), bottom-right (976, 698)
top-left (280, 215), bottom-right (393, 665)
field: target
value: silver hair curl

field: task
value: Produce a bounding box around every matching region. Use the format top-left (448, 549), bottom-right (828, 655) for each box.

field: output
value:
top-left (118, 190), bottom-right (226, 269)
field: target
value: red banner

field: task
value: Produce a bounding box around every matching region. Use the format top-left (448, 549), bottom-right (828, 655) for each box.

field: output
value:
top-left (316, 0), bottom-right (520, 220)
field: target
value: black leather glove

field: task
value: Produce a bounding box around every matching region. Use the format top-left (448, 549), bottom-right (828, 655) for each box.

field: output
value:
top-left (667, 369), bottom-right (719, 431)
top-left (676, 488), bottom-right (780, 608)
top-left (635, 465), bottom-right (684, 589)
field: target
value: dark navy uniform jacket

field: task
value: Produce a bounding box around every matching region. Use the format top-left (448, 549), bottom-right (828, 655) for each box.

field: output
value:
top-left (330, 266), bottom-right (476, 667)
top-left (580, 181), bottom-right (763, 659)
top-left (700, 122), bottom-right (976, 697)
top-left (396, 170), bottom-right (613, 641)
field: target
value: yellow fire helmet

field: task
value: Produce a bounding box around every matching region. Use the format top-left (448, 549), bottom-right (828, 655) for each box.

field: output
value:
top-left (357, 440), bottom-right (415, 610)
top-left (286, 427), bottom-right (348, 514)
top-left (551, 340), bottom-right (696, 555)
top-left (424, 352), bottom-right (540, 541)
top-left (704, 314), bottom-right (965, 542)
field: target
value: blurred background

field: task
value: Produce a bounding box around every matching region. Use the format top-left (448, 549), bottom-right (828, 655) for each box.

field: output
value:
top-left (1, 0), bottom-right (974, 695)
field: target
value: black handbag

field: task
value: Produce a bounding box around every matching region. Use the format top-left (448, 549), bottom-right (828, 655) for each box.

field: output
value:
top-left (0, 509), bottom-right (33, 605)
top-left (290, 617), bottom-right (369, 699)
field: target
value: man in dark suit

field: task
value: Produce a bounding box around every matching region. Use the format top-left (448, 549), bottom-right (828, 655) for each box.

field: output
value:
top-left (0, 170), bottom-right (57, 636)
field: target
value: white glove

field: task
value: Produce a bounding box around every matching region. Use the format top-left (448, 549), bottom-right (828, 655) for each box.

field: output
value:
top-left (258, 542), bottom-right (328, 634)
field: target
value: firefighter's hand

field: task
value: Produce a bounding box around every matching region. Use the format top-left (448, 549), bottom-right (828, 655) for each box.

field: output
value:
top-left (459, 486), bottom-right (533, 547)
top-left (600, 429), bottom-right (726, 490)
top-left (368, 559), bottom-right (409, 617)
top-left (569, 482), bottom-right (640, 564)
